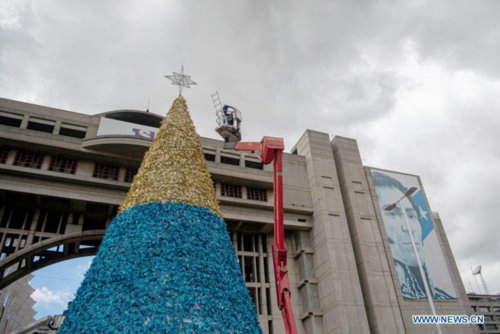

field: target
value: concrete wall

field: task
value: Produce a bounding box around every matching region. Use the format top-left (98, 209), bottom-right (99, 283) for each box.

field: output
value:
top-left (293, 130), bottom-right (370, 334)
top-left (331, 135), bottom-right (477, 334)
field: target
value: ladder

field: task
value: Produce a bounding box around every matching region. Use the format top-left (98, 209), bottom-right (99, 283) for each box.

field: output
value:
top-left (211, 91), bottom-right (225, 125)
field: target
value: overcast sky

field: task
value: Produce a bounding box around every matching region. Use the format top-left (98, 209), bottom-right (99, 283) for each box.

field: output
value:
top-left (2, 0), bottom-right (499, 317)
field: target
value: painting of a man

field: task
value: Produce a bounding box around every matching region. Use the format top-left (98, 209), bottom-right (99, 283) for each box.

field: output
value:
top-left (371, 170), bottom-right (456, 300)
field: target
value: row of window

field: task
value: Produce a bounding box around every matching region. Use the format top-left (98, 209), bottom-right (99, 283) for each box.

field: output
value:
top-left (204, 152), bottom-right (264, 170)
top-left (1, 147), bottom-right (137, 181)
top-left (1, 148), bottom-right (268, 200)
top-left (480, 315), bottom-right (500, 321)
top-left (1, 112), bottom-right (267, 171)
top-left (221, 183), bottom-right (268, 202)
top-left (478, 323), bottom-right (499, 331)
top-left (0, 112), bottom-right (87, 139)
top-left (473, 306), bottom-right (500, 313)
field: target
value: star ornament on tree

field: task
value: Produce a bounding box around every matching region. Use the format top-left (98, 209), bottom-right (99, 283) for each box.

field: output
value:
top-left (165, 65), bottom-right (197, 96)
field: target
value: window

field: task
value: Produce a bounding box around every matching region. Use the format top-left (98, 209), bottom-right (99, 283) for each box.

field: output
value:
top-left (0, 115), bottom-right (22, 127)
top-left (493, 307), bottom-right (500, 312)
top-left (204, 152), bottom-right (215, 162)
top-left (486, 324), bottom-right (498, 330)
top-left (124, 168), bottom-right (138, 183)
top-left (221, 183), bottom-right (242, 198)
top-left (13, 150), bottom-right (45, 169)
top-left (230, 232), bottom-right (271, 318)
top-left (245, 160), bottom-right (264, 170)
top-left (479, 307), bottom-right (491, 312)
top-left (49, 157), bottom-right (77, 174)
top-left (221, 155), bottom-right (240, 166)
top-left (59, 123), bottom-right (87, 139)
top-left (93, 164), bottom-right (120, 181)
top-left (247, 187), bottom-right (267, 202)
top-left (484, 315), bottom-right (494, 321)
top-left (27, 118), bottom-right (55, 133)
top-left (0, 147), bottom-right (10, 164)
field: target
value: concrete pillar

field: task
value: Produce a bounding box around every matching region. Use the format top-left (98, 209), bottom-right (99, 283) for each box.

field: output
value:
top-left (292, 130), bottom-right (370, 334)
top-left (215, 149), bottom-right (221, 163)
top-left (258, 234), bottom-right (268, 317)
top-left (118, 167), bottom-right (126, 182)
top-left (240, 153), bottom-right (246, 167)
top-left (331, 136), bottom-right (405, 334)
top-left (0, 205), bottom-right (5, 225)
top-left (6, 149), bottom-right (17, 165)
top-left (19, 115), bottom-right (29, 129)
top-left (26, 209), bottom-right (40, 246)
top-left (294, 231), bottom-right (322, 334)
top-left (41, 155), bottom-right (51, 170)
top-left (53, 120), bottom-right (61, 135)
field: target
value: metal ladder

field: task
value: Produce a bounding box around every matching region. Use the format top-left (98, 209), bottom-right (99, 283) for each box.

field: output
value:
top-left (211, 91), bottom-right (225, 125)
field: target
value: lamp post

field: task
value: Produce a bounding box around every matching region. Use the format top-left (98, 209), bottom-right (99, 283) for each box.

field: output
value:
top-left (384, 187), bottom-right (442, 334)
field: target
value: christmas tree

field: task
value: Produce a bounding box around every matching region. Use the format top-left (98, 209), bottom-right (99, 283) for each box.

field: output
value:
top-left (60, 97), bottom-right (262, 333)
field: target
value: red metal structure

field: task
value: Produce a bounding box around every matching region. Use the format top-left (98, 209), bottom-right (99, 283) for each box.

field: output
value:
top-left (224, 137), bottom-right (298, 334)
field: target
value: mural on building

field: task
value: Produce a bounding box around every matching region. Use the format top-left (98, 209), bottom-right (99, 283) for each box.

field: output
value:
top-left (370, 169), bottom-right (457, 300)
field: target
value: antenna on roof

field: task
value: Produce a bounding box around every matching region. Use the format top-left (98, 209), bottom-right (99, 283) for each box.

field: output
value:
top-left (146, 98), bottom-right (150, 113)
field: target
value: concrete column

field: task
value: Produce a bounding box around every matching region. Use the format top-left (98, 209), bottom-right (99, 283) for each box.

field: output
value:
top-left (294, 231), bottom-right (322, 334)
top-left (6, 149), bottom-right (16, 165)
top-left (292, 130), bottom-right (369, 334)
top-left (41, 155), bottom-right (51, 170)
top-left (26, 209), bottom-right (41, 246)
top-left (242, 186), bottom-right (248, 200)
top-left (118, 167), bottom-right (126, 182)
top-left (19, 115), bottom-right (29, 129)
top-left (103, 217), bottom-right (110, 228)
top-left (0, 205), bottom-right (5, 225)
top-left (0, 229), bottom-right (7, 255)
top-left (331, 136), bottom-right (405, 334)
top-left (53, 120), bottom-right (61, 135)
top-left (215, 149), bottom-right (221, 163)
top-left (258, 235), bottom-right (268, 316)
top-left (240, 153), bottom-right (246, 167)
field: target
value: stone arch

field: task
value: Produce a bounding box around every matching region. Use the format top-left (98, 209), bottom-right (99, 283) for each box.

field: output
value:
top-left (0, 230), bottom-right (105, 290)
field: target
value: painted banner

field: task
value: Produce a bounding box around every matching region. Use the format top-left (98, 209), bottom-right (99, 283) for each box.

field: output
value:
top-left (370, 169), bottom-right (457, 300)
top-left (97, 117), bottom-right (158, 139)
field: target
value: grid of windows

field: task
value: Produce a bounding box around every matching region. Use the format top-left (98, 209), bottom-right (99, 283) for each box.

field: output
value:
top-left (49, 157), bottom-right (78, 174)
top-left (93, 164), bottom-right (120, 181)
top-left (13, 151), bottom-right (45, 169)
top-left (0, 147), bottom-right (9, 164)
top-left (247, 187), bottom-right (267, 202)
top-left (231, 232), bottom-right (271, 317)
top-left (221, 183), bottom-right (242, 198)
top-left (124, 168), bottom-right (138, 183)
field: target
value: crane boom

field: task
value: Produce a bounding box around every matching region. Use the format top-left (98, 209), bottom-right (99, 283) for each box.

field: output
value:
top-left (224, 137), bottom-right (298, 334)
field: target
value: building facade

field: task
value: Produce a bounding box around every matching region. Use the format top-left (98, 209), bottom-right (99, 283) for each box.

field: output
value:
top-left (469, 294), bottom-right (500, 333)
top-left (0, 273), bottom-right (36, 333)
top-left (0, 97), bottom-right (477, 333)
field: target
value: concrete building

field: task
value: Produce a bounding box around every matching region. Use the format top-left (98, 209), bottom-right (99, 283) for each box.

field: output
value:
top-left (0, 97), bottom-right (477, 333)
top-left (0, 274), bottom-right (36, 333)
top-left (469, 294), bottom-right (500, 333)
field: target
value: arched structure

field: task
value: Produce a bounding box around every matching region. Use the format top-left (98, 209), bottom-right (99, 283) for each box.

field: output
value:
top-left (0, 230), bottom-right (105, 289)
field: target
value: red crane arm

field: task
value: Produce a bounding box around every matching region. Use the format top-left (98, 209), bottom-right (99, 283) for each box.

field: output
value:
top-left (229, 137), bottom-right (298, 334)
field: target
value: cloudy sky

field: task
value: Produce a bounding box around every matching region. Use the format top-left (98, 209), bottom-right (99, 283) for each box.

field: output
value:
top-left (2, 0), bottom-right (499, 317)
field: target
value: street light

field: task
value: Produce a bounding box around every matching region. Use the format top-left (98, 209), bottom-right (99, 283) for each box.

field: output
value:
top-left (383, 187), bottom-right (443, 334)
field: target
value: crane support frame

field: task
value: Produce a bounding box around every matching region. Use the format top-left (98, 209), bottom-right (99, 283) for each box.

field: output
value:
top-left (225, 137), bottom-right (298, 334)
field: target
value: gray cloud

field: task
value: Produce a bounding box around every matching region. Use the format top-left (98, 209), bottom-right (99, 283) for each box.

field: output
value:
top-left (1, 0), bottom-right (499, 293)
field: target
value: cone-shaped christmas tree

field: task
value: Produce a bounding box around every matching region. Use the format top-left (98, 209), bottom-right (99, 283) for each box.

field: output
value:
top-left (60, 97), bottom-right (262, 333)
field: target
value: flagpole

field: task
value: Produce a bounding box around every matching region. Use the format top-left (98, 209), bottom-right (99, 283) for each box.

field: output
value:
top-left (399, 201), bottom-right (442, 334)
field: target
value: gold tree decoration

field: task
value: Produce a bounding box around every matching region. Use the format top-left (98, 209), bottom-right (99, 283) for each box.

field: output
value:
top-left (119, 96), bottom-right (221, 217)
